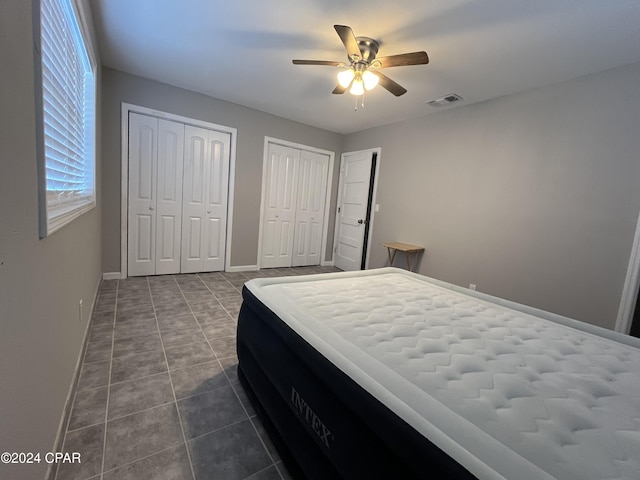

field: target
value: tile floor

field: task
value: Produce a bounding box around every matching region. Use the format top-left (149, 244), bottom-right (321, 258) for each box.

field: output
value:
top-left (56, 266), bottom-right (340, 480)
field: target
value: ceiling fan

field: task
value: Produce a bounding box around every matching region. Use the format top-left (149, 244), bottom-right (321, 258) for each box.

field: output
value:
top-left (293, 25), bottom-right (429, 97)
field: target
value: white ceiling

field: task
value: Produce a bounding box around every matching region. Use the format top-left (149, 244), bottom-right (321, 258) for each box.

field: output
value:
top-left (90, 0), bottom-right (640, 134)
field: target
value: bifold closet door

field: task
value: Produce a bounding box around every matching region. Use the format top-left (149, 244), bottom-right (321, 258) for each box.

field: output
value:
top-left (181, 125), bottom-right (231, 273)
top-left (128, 113), bottom-right (184, 276)
top-left (291, 150), bottom-right (329, 267)
top-left (261, 144), bottom-right (300, 269)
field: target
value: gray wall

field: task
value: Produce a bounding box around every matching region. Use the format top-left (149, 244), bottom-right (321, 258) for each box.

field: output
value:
top-left (345, 62), bottom-right (640, 329)
top-left (100, 68), bottom-right (344, 272)
top-left (0, 1), bottom-right (103, 479)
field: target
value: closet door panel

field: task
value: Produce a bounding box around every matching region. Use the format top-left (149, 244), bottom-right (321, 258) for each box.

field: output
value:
top-left (128, 113), bottom-right (158, 276)
top-left (182, 126), bottom-right (230, 273)
top-left (155, 119), bottom-right (184, 274)
top-left (261, 144), bottom-right (299, 268)
top-left (182, 126), bottom-right (208, 273)
top-left (292, 150), bottom-right (329, 267)
top-left (203, 132), bottom-right (231, 271)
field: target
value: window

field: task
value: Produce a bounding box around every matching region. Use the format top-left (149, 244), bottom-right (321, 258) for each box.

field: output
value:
top-left (37, 0), bottom-right (96, 236)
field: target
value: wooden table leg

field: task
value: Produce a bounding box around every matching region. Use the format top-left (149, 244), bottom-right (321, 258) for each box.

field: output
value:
top-left (386, 247), bottom-right (397, 267)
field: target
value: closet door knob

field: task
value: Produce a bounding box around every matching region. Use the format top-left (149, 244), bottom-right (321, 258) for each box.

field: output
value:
top-left (149, 206), bottom-right (155, 211)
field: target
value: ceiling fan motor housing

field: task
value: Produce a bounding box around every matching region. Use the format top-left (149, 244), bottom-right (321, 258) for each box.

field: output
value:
top-left (354, 37), bottom-right (379, 65)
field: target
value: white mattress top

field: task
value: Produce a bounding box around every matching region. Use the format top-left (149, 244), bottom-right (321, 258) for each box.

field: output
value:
top-left (246, 268), bottom-right (640, 480)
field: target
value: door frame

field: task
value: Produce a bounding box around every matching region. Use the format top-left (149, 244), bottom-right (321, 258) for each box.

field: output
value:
top-left (332, 147), bottom-right (381, 270)
top-left (615, 208), bottom-right (640, 334)
top-left (120, 103), bottom-right (237, 278)
top-left (257, 137), bottom-right (335, 269)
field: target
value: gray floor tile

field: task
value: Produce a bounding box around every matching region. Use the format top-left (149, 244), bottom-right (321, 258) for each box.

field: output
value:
top-left (58, 423), bottom-right (104, 480)
top-left (212, 288), bottom-right (241, 300)
top-left (160, 326), bottom-right (206, 349)
top-left (61, 267), bottom-right (327, 480)
top-left (108, 372), bottom-right (174, 419)
top-left (188, 299), bottom-right (223, 314)
top-left (182, 291), bottom-right (216, 304)
top-left (194, 307), bottom-right (234, 326)
top-left (164, 340), bottom-right (215, 370)
top-left (116, 308), bottom-right (156, 323)
top-left (219, 355), bottom-right (240, 385)
top-left (170, 361), bottom-right (229, 399)
top-left (84, 339), bottom-right (113, 363)
top-left (101, 279), bottom-right (118, 291)
top-left (114, 317), bottom-right (158, 339)
top-left (157, 313), bottom-right (199, 332)
top-left (188, 419), bottom-right (271, 480)
top-left (111, 350), bottom-right (167, 383)
top-left (208, 335), bottom-right (237, 359)
top-left (103, 444), bottom-right (193, 480)
top-left (68, 386), bottom-right (108, 431)
top-left (201, 320), bottom-right (236, 340)
top-left (112, 331), bottom-right (163, 358)
top-left (251, 416), bottom-right (280, 463)
top-left (154, 302), bottom-right (192, 320)
top-left (92, 310), bottom-right (115, 325)
top-left (77, 360), bottom-right (111, 391)
top-left (177, 385), bottom-right (247, 439)
top-left (116, 296), bottom-right (152, 311)
top-left (104, 403), bottom-right (183, 471)
top-left (247, 465), bottom-right (284, 480)
top-left (234, 383), bottom-right (256, 417)
top-left (151, 291), bottom-right (185, 305)
top-left (88, 324), bottom-right (115, 343)
top-left (94, 296), bottom-right (116, 313)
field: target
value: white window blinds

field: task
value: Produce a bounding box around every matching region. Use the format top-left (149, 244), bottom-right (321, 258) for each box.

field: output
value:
top-left (39, 0), bottom-right (96, 236)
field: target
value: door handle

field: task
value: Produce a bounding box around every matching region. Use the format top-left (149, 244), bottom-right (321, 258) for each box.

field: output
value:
top-left (149, 206), bottom-right (155, 211)
top-left (357, 219), bottom-right (364, 224)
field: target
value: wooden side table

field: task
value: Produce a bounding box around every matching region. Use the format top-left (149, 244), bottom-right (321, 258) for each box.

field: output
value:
top-left (380, 242), bottom-right (425, 272)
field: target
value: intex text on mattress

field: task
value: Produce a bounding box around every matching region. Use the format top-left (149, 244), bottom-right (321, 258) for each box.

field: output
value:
top-left (239, 267), bottom-right (640, 480)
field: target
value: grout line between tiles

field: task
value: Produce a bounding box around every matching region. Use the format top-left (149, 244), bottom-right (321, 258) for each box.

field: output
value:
top-left (195, 273), bottom-right (283, 474)
top-left (104, 398), bottom-right (176, 423)
top-left (153, 275), bottom-right (198, 480)
top-left (100, 443), bottom-right (184, 478)
top-left (182, 273), bottom-right (280, 477)
top-left (98, 278), bottom-right (118, 480)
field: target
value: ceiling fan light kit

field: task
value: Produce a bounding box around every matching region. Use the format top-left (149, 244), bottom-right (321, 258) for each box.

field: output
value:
top-left (292, 25), bottom-right (429, 106)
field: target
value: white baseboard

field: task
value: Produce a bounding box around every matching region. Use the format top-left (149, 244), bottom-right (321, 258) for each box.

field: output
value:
top-left (47, 273), bottom-right (101, 480)
top-left (321, 260), bottom-right (335, 267)
top-left (226, 265), bottom-right (259, 273)
top-left (103, 272), bottom-right (123, 280)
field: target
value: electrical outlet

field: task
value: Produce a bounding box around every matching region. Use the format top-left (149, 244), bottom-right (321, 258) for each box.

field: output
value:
top-left (469, 284), bottom-right (477, 291)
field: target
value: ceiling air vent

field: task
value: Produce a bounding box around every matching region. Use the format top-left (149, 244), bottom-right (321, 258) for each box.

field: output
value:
top-left (426, 93), bottom-right (463, 107)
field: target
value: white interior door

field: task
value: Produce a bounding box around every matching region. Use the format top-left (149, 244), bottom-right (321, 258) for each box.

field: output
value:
top-left (128, 113), bottom-right (158, 276)
top-left (334, 150), bottom-right (374, 271)
top-left (261, 144), bottom-right (300, 268)
top-left (181, 125), bottom-right (230, 273)
top-left (292, 150), bottom-right (329, 267)
top-left (155, 119), bottom-right (184, 274)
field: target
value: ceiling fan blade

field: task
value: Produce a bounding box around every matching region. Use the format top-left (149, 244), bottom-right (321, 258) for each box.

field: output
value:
top-left (292, 60), bottom-right (344, 66)
top-left (375, 51), bottom-right (429, 68)
top-left (332, 83), bottom-right (348, 94)
top-left (375, 72), bottom-right (407, 96)
top-left (334, 25), bottom-right (361, 61)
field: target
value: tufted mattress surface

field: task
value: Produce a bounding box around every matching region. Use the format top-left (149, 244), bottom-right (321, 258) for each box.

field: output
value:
top-left (246, 268), bottom-right (640, 480)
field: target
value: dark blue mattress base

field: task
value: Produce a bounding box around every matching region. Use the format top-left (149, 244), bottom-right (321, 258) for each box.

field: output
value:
top-left (237, 286), bottom-right (476, 480)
